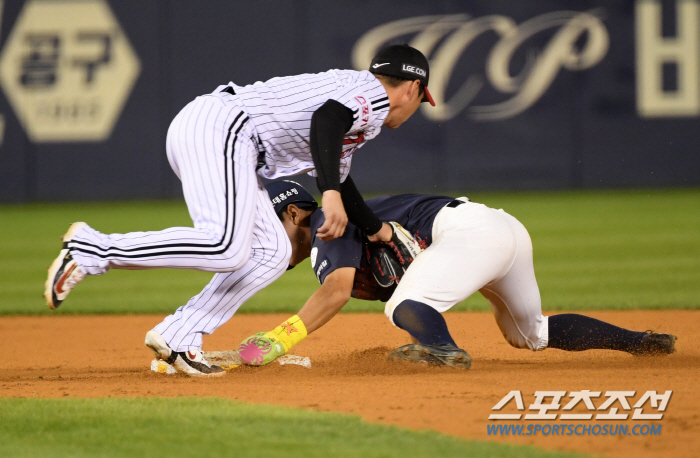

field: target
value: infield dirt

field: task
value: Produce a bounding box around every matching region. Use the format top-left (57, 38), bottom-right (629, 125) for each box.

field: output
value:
top-left (1, 311), bottom-right (698, 458)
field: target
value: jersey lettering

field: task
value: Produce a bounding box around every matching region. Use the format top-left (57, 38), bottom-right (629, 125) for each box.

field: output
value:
top-left (316, 259), bottom-right (329, 282)
top-left (354, 95), bottom-right (370, 127)
top-left (342, 132), bottom-right (365, 158)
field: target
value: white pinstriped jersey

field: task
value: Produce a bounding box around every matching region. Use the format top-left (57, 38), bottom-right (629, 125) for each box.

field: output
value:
top-left (223, 69), bottom-right (390, 182)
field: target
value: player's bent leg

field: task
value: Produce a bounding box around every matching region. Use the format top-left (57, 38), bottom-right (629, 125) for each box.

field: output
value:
top-left (480, 211), bottom-right (548, 351)
top-left (384, 201), bottom-right (517, 324)
top-left (484, 212), bottom-right (677, 356)
top-left (153, 248), bottom-right (290, 353)
top-left (151, 186), bottom-right (292, 352)
top-left (548, 314), bottom-right (677, 356)
top-left (62, 95), bottom-right (259, 277)
top-left (67, 223), bottom-right (254, 275)
top-left (384, 202), bottom-right (518, 366)
top-left (481, 286), bottom-right (548, 351)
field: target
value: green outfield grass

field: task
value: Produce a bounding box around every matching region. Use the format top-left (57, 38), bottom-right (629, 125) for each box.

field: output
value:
top-left (1, 188), bottom-right (698, 315)
top-left (0, 398), bottom-right (592, 458)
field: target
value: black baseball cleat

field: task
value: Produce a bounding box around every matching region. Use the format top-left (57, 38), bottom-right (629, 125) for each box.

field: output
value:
top-left (388, 343), bottom-right (472, 369)
top-left (630, 331), bottom-right (677, 356)
top-left (145, 330), bottom-right (226, 378)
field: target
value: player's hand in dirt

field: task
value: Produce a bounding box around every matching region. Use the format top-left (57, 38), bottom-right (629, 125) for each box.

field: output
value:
top-left (238, 332), bottom-right (287, 366)
top-left (317, 190), bottom-right (348, 241)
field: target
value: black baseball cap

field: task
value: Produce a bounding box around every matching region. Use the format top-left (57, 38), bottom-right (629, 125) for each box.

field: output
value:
top-left (369, 44), bottom-right (435, 106)
top-left (266, 180), bottom-right (318, 216)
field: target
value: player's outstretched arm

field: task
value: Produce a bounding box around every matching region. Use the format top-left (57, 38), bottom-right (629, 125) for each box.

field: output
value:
top-left (297, 267), bottom-right (355, 333)
top-left (237, 267), bottom-right (355, 366)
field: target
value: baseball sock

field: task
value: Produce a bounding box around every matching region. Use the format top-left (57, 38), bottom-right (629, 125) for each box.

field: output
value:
top-left (548, 313), bottom-right (646, 352)
top-left (392, 300), bottom-right (457, 347)
top-left (264, 315), bottom-right (308, 352)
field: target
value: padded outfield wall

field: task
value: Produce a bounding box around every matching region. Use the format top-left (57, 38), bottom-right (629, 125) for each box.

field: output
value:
top-left (0, 0), bottom-right (698, 202)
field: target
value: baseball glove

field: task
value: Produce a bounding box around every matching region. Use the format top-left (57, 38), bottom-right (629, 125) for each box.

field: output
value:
top-left (351, 243), bottom-right (405, 302)
top-left (366, 244), bottom-right (403, 288)
top-left (350, 224), bottom-right (423, 302)
top-left (351, 261), bottom-right (395, 302)
top-left (384, 221), bottom-right (422, 269)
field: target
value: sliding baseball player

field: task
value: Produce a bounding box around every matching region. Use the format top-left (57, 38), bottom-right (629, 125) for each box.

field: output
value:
top-left (238, 181), bottom-right (677, 367)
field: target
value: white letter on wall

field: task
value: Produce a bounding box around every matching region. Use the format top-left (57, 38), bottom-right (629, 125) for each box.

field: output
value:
top-left (636, 0), bottom-right (700, 117)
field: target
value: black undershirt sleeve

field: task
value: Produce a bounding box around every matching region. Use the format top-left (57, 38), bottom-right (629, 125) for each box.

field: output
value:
top-left (340, 175), bottom-right (383, 236)
top-left (309, 99), bottom-right (383, 236)
top-left (310, 99), bottom-right (354, 193)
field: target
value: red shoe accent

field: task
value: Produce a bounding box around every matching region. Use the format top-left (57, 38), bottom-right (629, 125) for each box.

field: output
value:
top-left (55, 263), bottom-right (77, 294)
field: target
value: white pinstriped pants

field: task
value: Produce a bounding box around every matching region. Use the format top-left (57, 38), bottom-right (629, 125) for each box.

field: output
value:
top-left (67, 92), bottom-right (292, 351)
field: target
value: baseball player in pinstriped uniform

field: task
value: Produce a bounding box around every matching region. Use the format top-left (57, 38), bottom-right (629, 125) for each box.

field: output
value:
top-left (44, 45), bottom-right (433, 377)
top-left (237, 181), bottom-right (676, 367)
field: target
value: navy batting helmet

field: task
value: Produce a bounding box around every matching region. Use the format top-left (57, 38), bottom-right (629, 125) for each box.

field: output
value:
top-left (265, 180), bottom-right (318, 216)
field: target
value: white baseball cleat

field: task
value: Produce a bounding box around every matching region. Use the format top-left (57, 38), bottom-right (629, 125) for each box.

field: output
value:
top-left (145, 330), bottom-right (226, 378)
top-left (44, 222), bottom-right (88, 310)
top-left (144, 330), bottom-right (173, 361)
